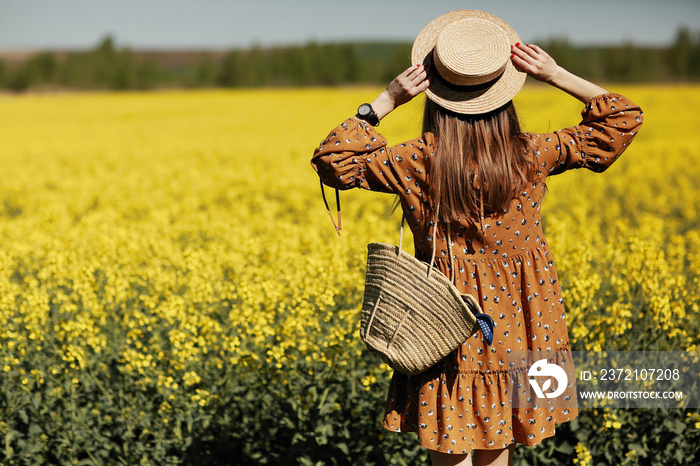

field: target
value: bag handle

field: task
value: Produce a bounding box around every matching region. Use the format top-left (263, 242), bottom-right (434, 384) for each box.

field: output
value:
top-left (320, 182), bottom-right (341, 236)
top-left (400, 204), bottom-right (494, 345)
top-left (398, 202), bottom-right (455, 283)
top-left (324, 183), bottom-right (456, 282)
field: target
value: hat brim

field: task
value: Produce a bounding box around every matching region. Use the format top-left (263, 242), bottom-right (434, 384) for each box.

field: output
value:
top-left (411, 10), bottom-right (526, 115)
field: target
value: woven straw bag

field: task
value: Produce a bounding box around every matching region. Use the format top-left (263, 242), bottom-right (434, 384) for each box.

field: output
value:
top-left (317, 183), bottom-right (493, 375)
top-left (360, 216), bottom-right (494, 376)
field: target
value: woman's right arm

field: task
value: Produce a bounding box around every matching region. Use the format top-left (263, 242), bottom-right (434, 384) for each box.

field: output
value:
top-left (510, 43), bottom-right (608, 103)
top-left (510, 43), bottom-right (643, 177)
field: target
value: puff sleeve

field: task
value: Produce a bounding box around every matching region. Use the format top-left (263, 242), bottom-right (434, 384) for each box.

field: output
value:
top-left (311, 118), bottom-right (431, 196)
top-left (529, 93), bottom-right (643, 177)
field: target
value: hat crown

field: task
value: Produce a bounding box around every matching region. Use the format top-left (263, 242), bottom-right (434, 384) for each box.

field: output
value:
top-left (434, 18), bottom-right (510, 87)
top-left (411, 9), bottom-right (526, 114)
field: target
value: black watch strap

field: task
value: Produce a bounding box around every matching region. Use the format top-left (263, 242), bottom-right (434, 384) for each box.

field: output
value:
top-left (356, 103), bottom-right (380, 126)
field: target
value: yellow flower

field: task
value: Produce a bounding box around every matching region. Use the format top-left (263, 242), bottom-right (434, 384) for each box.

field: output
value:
top-left (573, 442), bottom-right (593, 466)
top-left (0, 87), bottom-right (697, 461)
top-left (183, 371), bottom-right (201, 387)
top-left (360, 374), bottom-right (378, 391)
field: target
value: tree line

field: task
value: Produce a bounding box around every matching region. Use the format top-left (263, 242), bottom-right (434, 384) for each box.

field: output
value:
top-left (1, 29), bottom-right (698, 92)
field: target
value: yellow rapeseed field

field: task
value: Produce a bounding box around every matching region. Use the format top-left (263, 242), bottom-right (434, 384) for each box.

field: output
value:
top-left (0, 84), bottom-right (698, 463)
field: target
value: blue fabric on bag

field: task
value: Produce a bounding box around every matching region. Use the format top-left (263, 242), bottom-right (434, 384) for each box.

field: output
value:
top-left (474, 313), bottom-right (495, 345)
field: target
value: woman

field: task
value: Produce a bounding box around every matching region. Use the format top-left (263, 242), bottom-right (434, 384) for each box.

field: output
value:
top-left (311, 10), bottom-right (643, 466)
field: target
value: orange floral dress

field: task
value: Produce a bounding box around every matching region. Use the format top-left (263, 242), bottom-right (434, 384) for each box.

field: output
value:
top-left (311, 93), bottom-right (643, 453)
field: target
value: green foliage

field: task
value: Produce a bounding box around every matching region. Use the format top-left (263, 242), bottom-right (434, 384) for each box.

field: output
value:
top-left (215, 355), bottom-right (425, 465)
top-left (667, 27), bottom-right (700, 79)
top-left (0, 59), bottom-right (6, 87)
top-left (4, 52), bottom-right (57, 91)
top-left (0, 320), bottom-right (425, 465)
top-left (3, 29), bottom-right (700, 93)
top-left (510, 410), bottom-right (700, 466)
top-left (216, 43), bottom-right (382, 87)
top-left (0, 36), bottom-right (163, 91)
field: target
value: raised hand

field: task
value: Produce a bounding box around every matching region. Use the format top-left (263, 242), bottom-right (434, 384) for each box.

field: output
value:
top-left (510, 43), bottom-right (608, 103)
top-left (510, 43), bottom-right (559, 83)
top-left (386, 64), bottom-right (431, 107)
top-left (368, 64), bottom-right (431, 121)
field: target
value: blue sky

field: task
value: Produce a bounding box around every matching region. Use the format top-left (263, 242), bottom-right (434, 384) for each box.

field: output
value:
top-left (1, 0), bottom-right (699, 50)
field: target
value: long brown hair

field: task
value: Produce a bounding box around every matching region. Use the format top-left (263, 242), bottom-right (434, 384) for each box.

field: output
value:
top-left (422, 98), bottom-right (535, 222)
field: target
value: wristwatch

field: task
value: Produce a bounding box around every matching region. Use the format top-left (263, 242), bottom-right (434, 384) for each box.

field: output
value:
top-left (356, 103), bottom-right (380, 126)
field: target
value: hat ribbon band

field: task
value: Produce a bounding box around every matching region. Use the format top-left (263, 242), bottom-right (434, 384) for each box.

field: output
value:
top-left (435, 70), bottom-right (504, 93)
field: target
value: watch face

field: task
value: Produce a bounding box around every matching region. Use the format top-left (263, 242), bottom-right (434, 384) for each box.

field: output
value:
top-left (358, 104), bottom-right (371, 116)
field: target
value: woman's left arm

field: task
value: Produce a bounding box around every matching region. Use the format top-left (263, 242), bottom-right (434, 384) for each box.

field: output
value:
top-left (311, 118), bottom-right (433, 194)
top-left (311, 64), bottom-right (432, 193)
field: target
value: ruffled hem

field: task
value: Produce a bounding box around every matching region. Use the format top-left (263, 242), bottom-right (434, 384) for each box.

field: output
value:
top-left (382, 345), bottom-right (578, 452)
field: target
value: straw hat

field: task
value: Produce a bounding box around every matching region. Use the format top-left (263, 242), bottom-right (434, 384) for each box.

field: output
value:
top-left (411, 10), bottom-right (526, 115)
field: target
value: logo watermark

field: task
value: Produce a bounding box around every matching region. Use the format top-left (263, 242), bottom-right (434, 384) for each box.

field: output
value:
top-left (528, 358), bottom-right (568, 399)
top-left (509, 351), bottom-right (700, 409)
